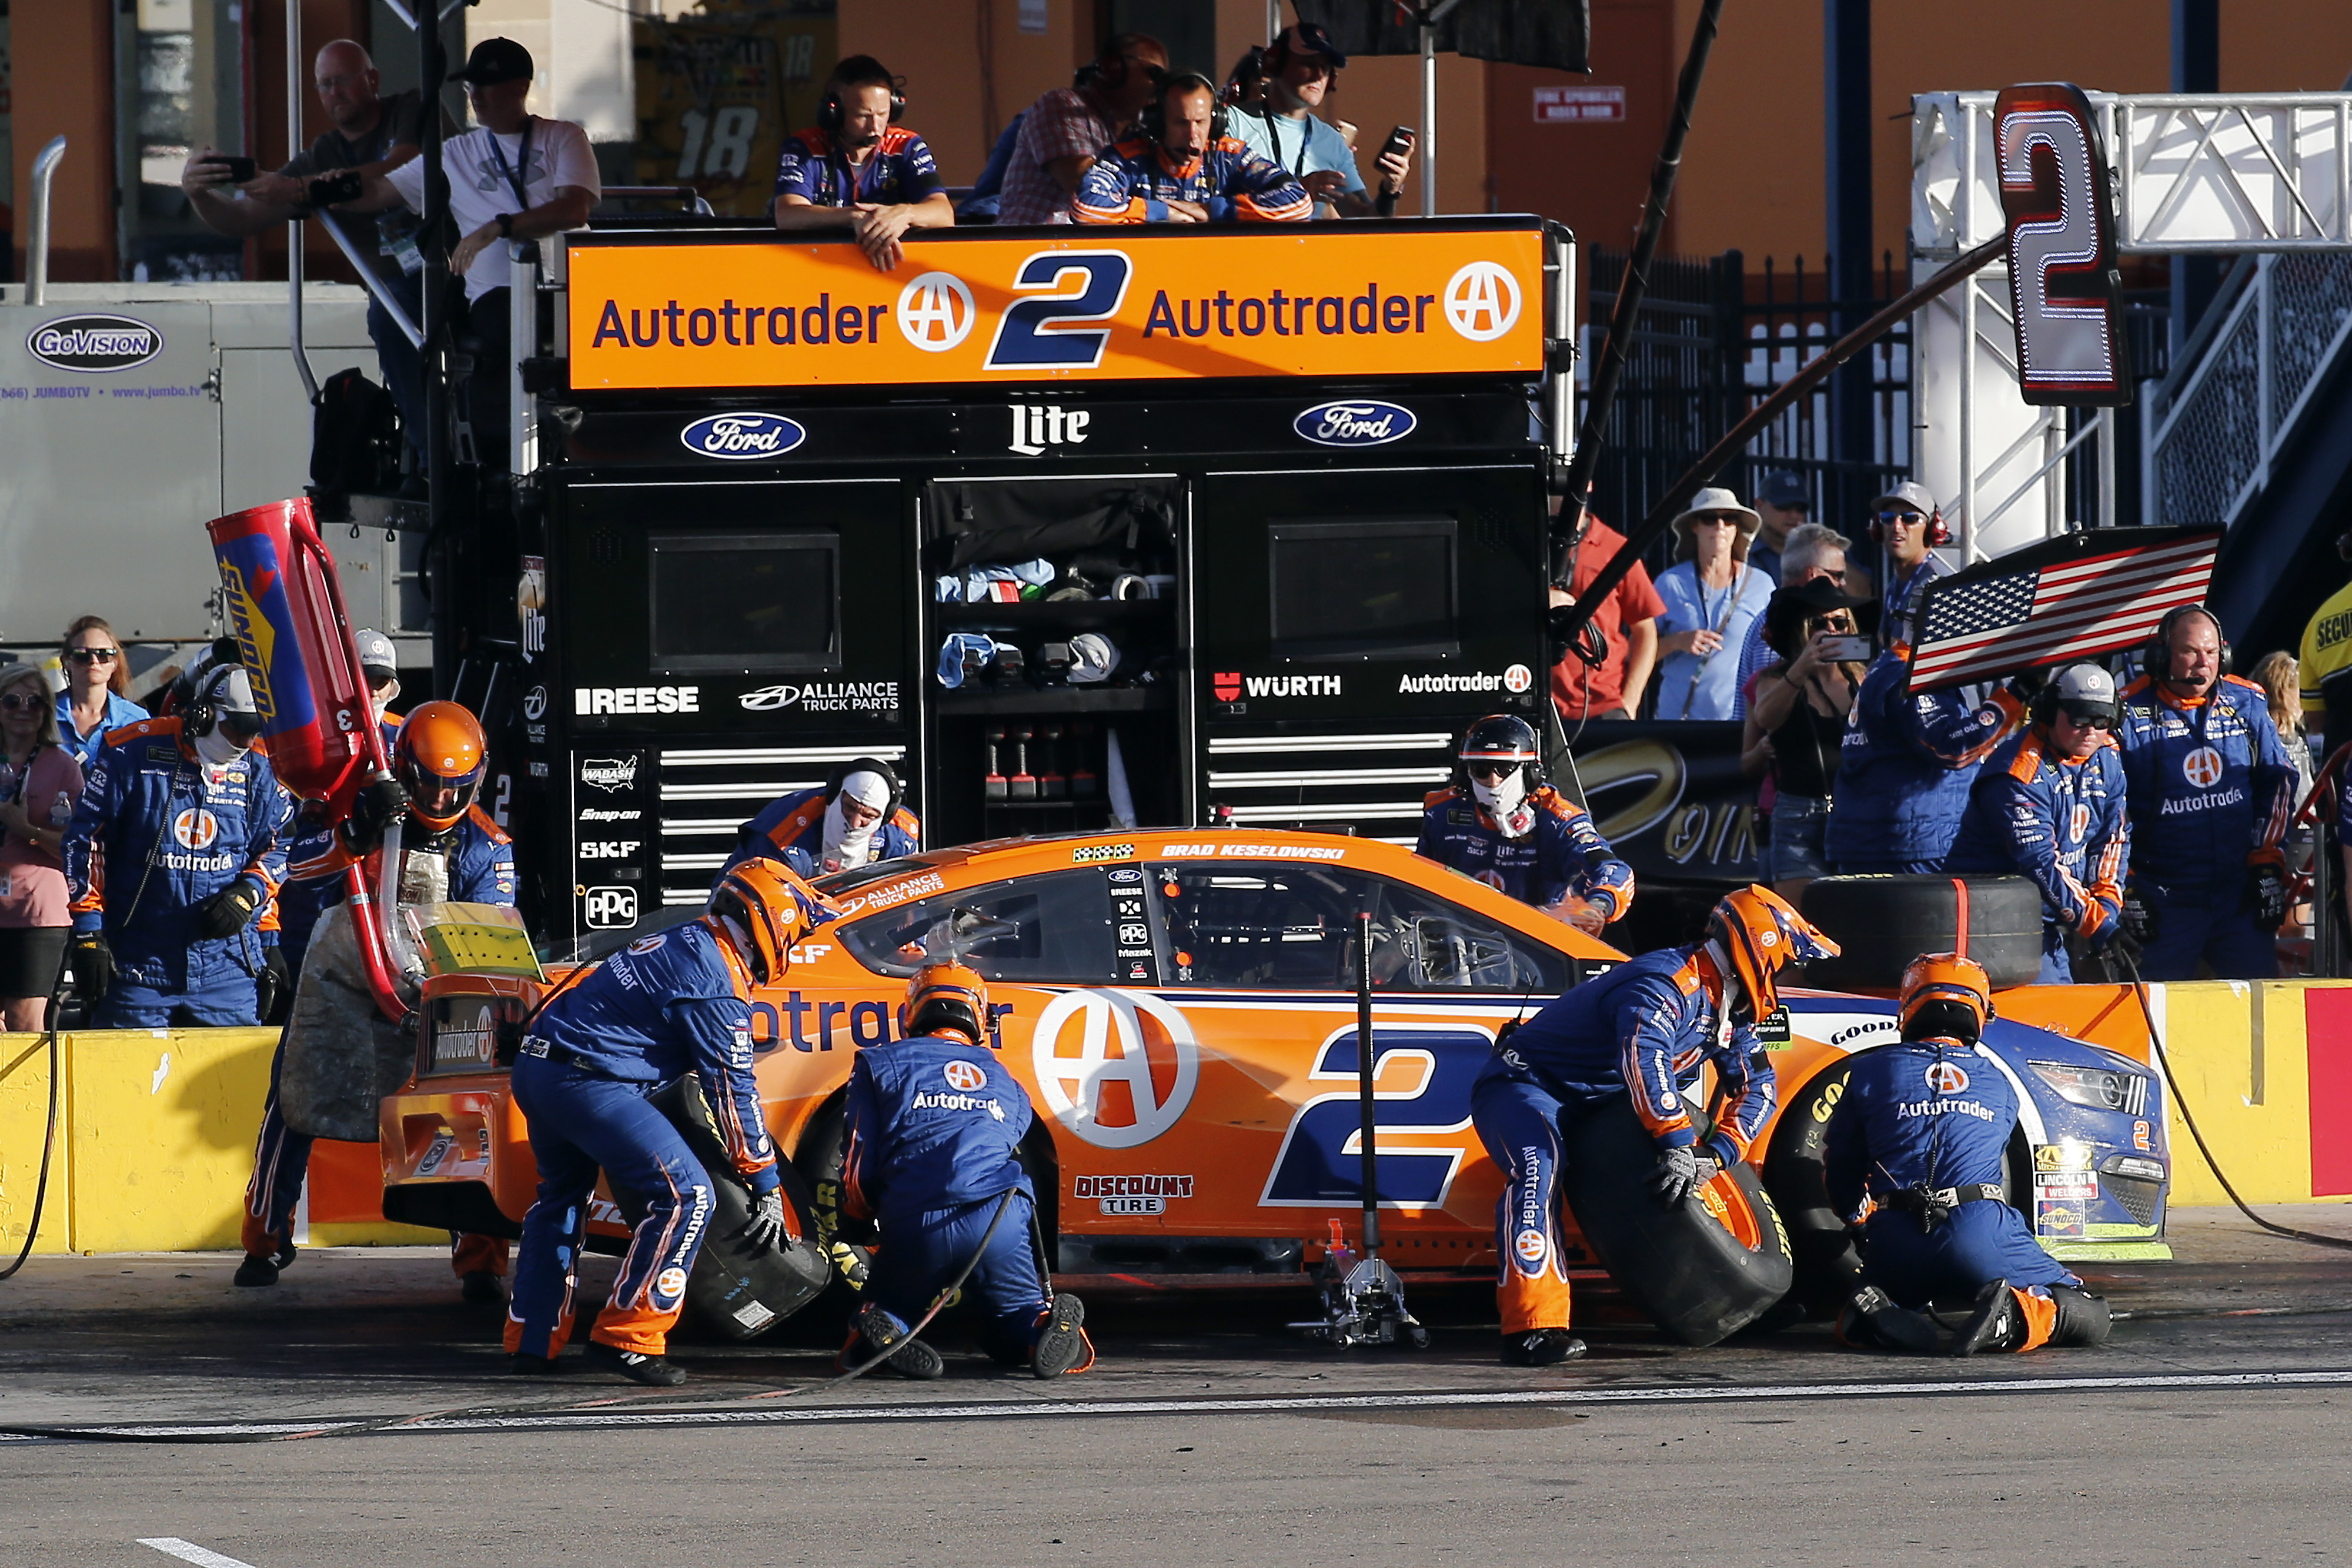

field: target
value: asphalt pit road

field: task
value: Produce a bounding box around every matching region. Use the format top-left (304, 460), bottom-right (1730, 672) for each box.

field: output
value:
top-left (1303, 1407), bottom-right (1597, 1430)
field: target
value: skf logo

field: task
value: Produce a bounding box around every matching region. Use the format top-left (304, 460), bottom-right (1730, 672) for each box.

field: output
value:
top-left (2183, 745), bottom-right (2224, 789)
top-left (580, 840), bottom-right (642, 859)
top-left (1212, 671), bottom-right (1242, 702)
top-left (583, 886), bottom-right (638, 928)
top-left (1925, 1061), bottom-right (1971, 1095)
top-left (897, 272), bottom-right (977, 351)
top-left (1444, 262), bottom-right (1522, 342)
top-left (172, 808), bottom-right (220, 850)
top-left (943, 1060), bottom-right (988, 1092)
top-left (1008, 403), bottom-right (1091, 456)
top-left (680, 412), bottom-right (806, 460)
top-left (1294, 399), bottom-right (1415, 447)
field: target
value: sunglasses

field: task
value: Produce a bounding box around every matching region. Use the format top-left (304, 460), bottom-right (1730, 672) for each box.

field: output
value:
top-left (67, 647), bottom-right (121, 664)
top-left (2057, 707), bottom-right (2114, 731)
top-left (1466, 761), bottom-right (1522, 781)
top-left (0, 693), bottom-right (44, 712)
top-left (1876, 511), bottom-right (1927, 527)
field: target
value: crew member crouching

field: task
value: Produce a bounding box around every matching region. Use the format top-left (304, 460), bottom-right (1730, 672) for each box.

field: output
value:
top-left (505, 859), bottom-right (834, 1385)
top-left (1826, 954), bottom-right (2112, 1356)
top-left (725, 757), bottom-right (920, 879)
top-left (837, 962), bottom-right (1091, 1380)
top-left (1417, 714), bottom-right (1635, 935)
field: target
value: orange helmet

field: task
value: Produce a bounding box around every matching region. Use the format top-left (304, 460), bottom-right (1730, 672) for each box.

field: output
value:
top-left (1899, 952), bottom-right (1993, 1043)
top-left (1705, 884), bottom-right (1840, 1024)
top-left (900, 961), bottom-right (990, 1047)
top-left (708, 857), bottom-right (834, 985)
top-left (393, 701), bottom-right (487, 832)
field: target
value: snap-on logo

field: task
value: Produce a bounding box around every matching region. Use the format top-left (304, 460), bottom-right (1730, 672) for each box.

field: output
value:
top-left (1294, 399), bottom-right (1416, 447)
top-left (28, 313), bottom-right (165, 372)
top-left (680, 412), bottom-right (806, 460)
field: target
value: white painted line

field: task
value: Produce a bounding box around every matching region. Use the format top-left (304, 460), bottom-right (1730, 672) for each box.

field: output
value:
top-left (136, 1540), bottom-right (264, 1568)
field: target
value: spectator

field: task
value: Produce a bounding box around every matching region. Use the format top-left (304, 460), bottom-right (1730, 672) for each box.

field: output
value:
top-left (1228, 24), bottom-right (1409, 219)
top-left (1744, 471), bottom-right (1811, 590)
top-left (1732, 522), bottom-right (1853, 720)
top-left (182, 42), bottom-right (428, 481)
top-left (54, 616), bottom-right (149, 772)
top-left (1073, 73), bottom-right (1310, 225)
top-left (1739, 577), bottom-right (1870, 902)
top-left (997, 34), bottom-right (1168, 226)
top-left (1651, 487), bottom-right (1773, 721)
top-left (773, 56), bottom-right (953, 271)
top-left (2250, 650), bottom-right (2318, 807)
top-left (1827, 654), bottom-right (2033, 875)
top-left (0, 663), bottom-right (85, 1031)
top-left (957, 112), bottom-right (1027, 222)
top-left (2297, 529), bottom-right (2352, 765)
top-left (1545, 499), bottom-right (1663, 726)
top-left (343, 38), bottom-right (597, 473)
top-left (1224, 46), bottom-right (1269, 114)
top-left (1871, 480), bottom-right (1950, 646)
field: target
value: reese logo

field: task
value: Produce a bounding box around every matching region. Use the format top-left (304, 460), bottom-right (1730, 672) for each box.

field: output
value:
top-left (27, 313), bottom-right (165, 372)
top-left (680, 412), bottom-right (806, 460)
top-left (575, 686), bottom-right (700, 716)
top-left (579, 757), bottom-right (640, 793)
top-left (1294, 399), bottom-right (1415, 447)
top-left (583, 886), bottom-right (639, 928)
top-left (1008, 403), bottom-right (1091, 456)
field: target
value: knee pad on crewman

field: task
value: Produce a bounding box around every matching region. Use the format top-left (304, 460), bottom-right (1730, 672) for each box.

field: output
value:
top-left (1952, 1279), bottom-right (2109, 1355)
top-left (2047, 1282), bottom-right (2112, 1348)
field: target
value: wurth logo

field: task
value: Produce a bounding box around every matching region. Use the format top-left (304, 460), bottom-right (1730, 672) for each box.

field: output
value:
top-left (1245, 675), bottom-right (1342, 698)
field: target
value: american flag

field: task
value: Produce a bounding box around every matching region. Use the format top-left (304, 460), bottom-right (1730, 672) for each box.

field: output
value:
top-left (1907, 527), bottom-right (2222, 691)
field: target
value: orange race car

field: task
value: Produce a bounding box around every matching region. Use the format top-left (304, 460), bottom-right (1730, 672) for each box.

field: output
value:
top-left (381, 828), bottom-right (2171, 1335)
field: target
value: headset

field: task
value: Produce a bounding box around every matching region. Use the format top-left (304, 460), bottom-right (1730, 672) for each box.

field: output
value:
top-left (827, 756), bottom-right (906, 825)
top-left (1138, 72), bottom-right (1228, 147)
top-left (2142, 603), bottom-right (2231, 688)
top-left (816, 57), bottom-right (906, 138)
top-left (183, 662), bottom-right (242, 740)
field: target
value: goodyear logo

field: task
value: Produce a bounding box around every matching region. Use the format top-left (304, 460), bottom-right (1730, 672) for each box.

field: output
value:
top-left (213, 534), bottom-right (315, 733)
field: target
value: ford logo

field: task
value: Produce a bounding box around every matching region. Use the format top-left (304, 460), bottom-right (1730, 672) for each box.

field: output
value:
top-left (1294, 399), bottom-right (1415, 447)
top-left (680, 412), bottom-right (806, 460)
top-left (27, 313), bottom-right (165, 373)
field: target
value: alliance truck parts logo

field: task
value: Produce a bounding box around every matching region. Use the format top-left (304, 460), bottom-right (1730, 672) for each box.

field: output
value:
top-left (738, 680), bottom-right (901, 713)
top-left (27, 313), bottom-right (165, 372)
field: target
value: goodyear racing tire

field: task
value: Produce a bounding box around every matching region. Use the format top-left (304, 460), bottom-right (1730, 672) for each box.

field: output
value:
top-left (1760, 1065), bottom-right (1863, 1321)
top-left (1561, 1096), bottom-right (1795, 1346)
top-left (1798, 875), bottom-right (2042, 991)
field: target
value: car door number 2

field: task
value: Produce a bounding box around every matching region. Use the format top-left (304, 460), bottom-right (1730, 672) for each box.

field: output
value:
top-left (1259, 1027), bottom-right (1491, 1208)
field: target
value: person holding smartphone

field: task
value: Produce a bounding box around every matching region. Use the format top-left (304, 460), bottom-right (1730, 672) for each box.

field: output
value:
top-left (1228, 24), bottom-right (1411, 218)
top-left (1740, 577), bottom-right (1872, 901)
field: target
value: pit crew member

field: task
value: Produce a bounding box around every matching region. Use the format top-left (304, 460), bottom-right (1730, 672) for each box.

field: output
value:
top-left (62, 665), bottom-right (292, 1028)
top-left (273, 628), bottom-right (403, 979)
top-left (724, 758), bottom-right (920, 879)
top-left (771, 55), bottom-right (953, 273)
top-left (505, 859), bottom-right (834, 1386)
top-left (2114, 606), bottom-right (2297, 981)
top-left (1943, 665), bottom-right (2133, 984)
top-left (1415, 714), bottom-right (1633, 935)
top-left (1826, 648), bottom-right (2034, 875)
top-left (1470, 885), bottom-right (1836, 1366)
top-left (836, 962), bottom-right (1093, 1380)
top-left (1071, 72), bottom-right (1311, 224)
top-left (238, 701), bottom-right (516, 1295)
top-left (1825, 953), bottom-right (2113, 1356)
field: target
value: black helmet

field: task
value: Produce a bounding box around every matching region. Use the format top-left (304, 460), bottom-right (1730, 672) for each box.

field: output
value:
top-left (1456, 714), bottom-right (1542, 792)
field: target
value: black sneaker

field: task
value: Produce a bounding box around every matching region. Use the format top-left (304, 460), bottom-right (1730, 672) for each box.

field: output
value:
top-left (584, 1339), bottom-right (688, 1387)
top-left (232, 1252), bottom-right (280, 1288)
top-left (1501, 1329), bottom-right (1589, 1367)
top-left (1030, 1293), bottom-right (1090, 1379)
top-left (853, 1303), bottom-right (946, 1380)
top-left (508, 1352), bottom-right (563, 1376)
top-left (1843, 1285), bottom-right (1942, 1355)
top-left (1951, 1278), bottom-right (2021, 1358)
top-left (460, 1270), bottom-right (507, 1306)
top-left (270, 1239), bottom-right (298, 1272)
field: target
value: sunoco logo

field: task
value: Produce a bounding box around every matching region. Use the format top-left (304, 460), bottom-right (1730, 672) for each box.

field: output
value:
top-left (1294, 399), bottom-right (1415, 447)
top-left (680, 412), bottom-right (806, 460)
top-left (28, 313), bottom-right (164, 373)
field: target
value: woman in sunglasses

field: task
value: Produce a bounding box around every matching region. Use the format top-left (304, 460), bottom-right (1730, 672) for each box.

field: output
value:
top-left (1740, 577), bottom-right (1873, 903)
top-left (55, 616), bottom-right (149, 772)
top-left (0, 662), bottom-right (86, 1029)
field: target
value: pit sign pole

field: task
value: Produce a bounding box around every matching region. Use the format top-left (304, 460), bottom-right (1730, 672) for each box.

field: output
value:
top-left (1356, 910), bottom-right (1381, 1253)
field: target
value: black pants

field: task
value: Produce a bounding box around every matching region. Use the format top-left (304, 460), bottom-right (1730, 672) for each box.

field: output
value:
top-left (465, 287), bottom-right (513, 473)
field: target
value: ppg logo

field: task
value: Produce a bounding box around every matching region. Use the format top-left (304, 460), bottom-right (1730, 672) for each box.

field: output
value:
top-left (584, 885), bottom-right (639, 929)
top-left (680, 412), bottom-right (806, 460)
top-left (1294, 399), bottom-right (1416, 447)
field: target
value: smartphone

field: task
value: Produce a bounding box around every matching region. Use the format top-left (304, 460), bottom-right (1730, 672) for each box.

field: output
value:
top-left (208, 155), bottom-right (259, 182)
top-left (1380, 125), bottom-right (1416, 162)
top-left (1819, 633), bottom-right (1875, 663)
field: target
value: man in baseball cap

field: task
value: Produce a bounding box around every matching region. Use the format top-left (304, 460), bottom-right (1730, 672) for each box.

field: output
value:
top-left (1748, 471), bottom-right (1812, 589)
top-left (449, 36), bottom-right (533, 85)
top-left (1872, 480), bottom-right (1948, 647)
top-left (1230, 21), bottom-right (1411, 218)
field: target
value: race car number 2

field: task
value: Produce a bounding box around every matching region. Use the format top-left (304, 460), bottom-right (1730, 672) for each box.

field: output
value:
top-left (1258, 1027), bottom-right (1489, 1208)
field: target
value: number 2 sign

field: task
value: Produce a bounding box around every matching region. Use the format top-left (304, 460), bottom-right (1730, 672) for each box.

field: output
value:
top-left (1996, 82), bottom-right (2132, 406)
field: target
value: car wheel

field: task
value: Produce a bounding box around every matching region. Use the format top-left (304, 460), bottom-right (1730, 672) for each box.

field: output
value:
top-left (790, 1094), bottom-right (877, 1336)
top-left (1760, 1064), bottom-right (1863, 1322)
top-left (643, 1074), bottom-right (833, 1340)
top-left (1561, 1095), bottom-right (1796, 1347)
top-left (1798, 875), bottom-right (2043, 990)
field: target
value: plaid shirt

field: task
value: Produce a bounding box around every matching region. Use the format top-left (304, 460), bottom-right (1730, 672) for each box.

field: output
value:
top-left (998, 88), bottom-right (1118, 225)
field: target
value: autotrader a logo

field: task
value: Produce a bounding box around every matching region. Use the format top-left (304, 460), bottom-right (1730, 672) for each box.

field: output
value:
top-left (28, 313), bottom-right (165, 372)
top-left (1443, 262), bottom-right (1522, 342)
top-left (1031, 989), bottom-right (1200, 1149)
top-left (897, 272), bottom-right (977, 352)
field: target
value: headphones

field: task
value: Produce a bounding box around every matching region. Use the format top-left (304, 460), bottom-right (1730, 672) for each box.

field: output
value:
top-left (2142, 604), bottom-right (2230, 688)
top-left (1869, 509), bottom-right (1954, 547)
top-left (185, 663), bottom-right (241, 740)
top-left (816, 61), bottom-right (906, 138)
top-left (1139, 72), bottom-right (1227, 147)
top-left (827, 757), bottom-right (905, 825)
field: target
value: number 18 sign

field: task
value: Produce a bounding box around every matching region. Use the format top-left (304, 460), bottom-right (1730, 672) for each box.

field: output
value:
top-left (1995, 82), bottom-right (2132, 406)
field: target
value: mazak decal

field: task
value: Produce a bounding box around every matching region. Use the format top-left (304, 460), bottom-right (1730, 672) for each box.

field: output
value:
top-left (739, 680), bottom-right (900, 714)
top-left (1031, 989), bottom-right (1199, 1150)
top-left (1294, 399), bottom-right (1415, 447)
top-left (680, 411), bottom-right (807, 460)
top-left (28, 313), bottom-right (165, 373)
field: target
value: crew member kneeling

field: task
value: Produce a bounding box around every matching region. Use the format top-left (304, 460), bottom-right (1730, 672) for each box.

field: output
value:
top-left (1417, 714), bottom-right (1635, 935)
top-left (1471, 885), bottom-right (1837, 1366)
top-left (837, 962), bottom-right (1092, 1380)
top-left (724, 758), bottom-right (919, 879)
top-left (505, 860), bottom-right (831, 1385)
top-left (1826, 954), bottom-right (2112, 1356)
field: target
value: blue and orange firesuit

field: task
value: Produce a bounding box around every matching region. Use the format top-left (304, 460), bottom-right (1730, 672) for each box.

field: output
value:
top-left (1943, 724), bottom-right (2131, 983)
top-left (1416, 783), bottom-right (1636, 920)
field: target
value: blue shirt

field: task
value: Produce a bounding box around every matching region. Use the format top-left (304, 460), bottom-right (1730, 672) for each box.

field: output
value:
top-left (55, 691), bottom-right (149, 771)
top-left (1072, 136), bottom-right (1312, 224)
top-left (1823, 1039), bottom-right (2017, 1219)
top-left (1227, 108), bottom-right (1364, 216)
top-left (773, 125), bottom-right (944, 208)
top-left (1826, 650), bottom-right (2025, 871)
top-left (841, 1033), bottom-right (1033, 1222)
top-left (1652, 562), bottom-right (1774, 720)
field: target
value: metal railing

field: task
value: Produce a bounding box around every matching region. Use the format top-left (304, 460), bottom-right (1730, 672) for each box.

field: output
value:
top-left (26, 136), bottom-right (67, 305)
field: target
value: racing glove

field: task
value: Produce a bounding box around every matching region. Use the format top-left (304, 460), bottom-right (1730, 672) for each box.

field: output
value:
top-left (1649, 1144), bottom-right (1720, 1206)
top-left (338, 774), bottom-right (410, 857)
top-left (2120, 887), bottom-right (2157, 947)
top-left (2246, 858), bottom-right (2290, 933)
top-left (256, 944), bottom-right (293, 1024)
top-left (68, 930), bottom-right (114, 1003)
top-left (193, 877), bottom-right (266, 941)
top-left (742, 1190), bottom-right (789, 1253)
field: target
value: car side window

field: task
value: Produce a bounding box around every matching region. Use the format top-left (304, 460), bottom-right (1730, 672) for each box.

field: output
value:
top-left (837, 870), bottom-right (1121, 982)
top-left (1147, 861), bottom-right (1572, 994)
